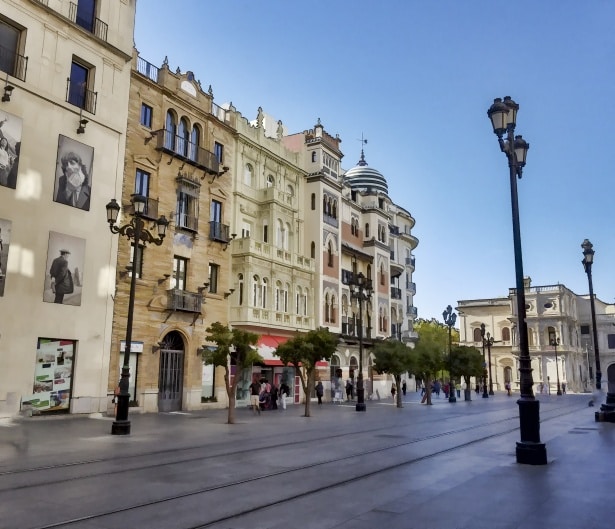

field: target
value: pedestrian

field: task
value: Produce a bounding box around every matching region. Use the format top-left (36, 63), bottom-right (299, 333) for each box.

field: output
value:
top-left (434, 380), bottom-right (441, 397)
top-left (271, 383), bottom-right (279, 410)
top-left (249, 378), bottom-right (261, 415)
top-left (455, 382), bottom-right (461, 398)
top-left (316, 380), bottom-right (324, 405)
top-left (505, 382), bottom-right (511, 396)
top-left (391, 383), bottom-right (396, 402)
top-left (346, 378), bottom-right (353, 401)
top-left (475, 383), bottom-right (480, 395)
top-left (279, 381), bottom-right (290, 410)
top-left (402, 380), bottom-right (407, 396)
top-left (49, 249), bottom-right (73, 304)
top-left (562, 382), bottom-right (566, 394)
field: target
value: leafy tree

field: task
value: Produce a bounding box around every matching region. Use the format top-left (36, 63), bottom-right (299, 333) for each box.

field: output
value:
top-left (275, 328), bottom-right (337, 417)
top-left (202, 322), bottom-right (261, 424)
top-left (450, 345), bottom-right (484, 401)
top-left (373, 339), bottom-right (415, 407)
top-left (412, 318), bottom-right (449, 405)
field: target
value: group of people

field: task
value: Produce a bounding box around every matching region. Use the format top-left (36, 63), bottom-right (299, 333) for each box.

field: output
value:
top-left (249, 378), bottom-right (290, 415)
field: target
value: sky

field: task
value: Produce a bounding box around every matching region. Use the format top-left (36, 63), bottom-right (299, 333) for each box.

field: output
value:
top-left (134, 0), bottom-right (615, 322)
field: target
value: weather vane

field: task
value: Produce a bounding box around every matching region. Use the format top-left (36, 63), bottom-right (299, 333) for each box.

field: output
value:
top-left (357, 133), bottom-right (368, 165)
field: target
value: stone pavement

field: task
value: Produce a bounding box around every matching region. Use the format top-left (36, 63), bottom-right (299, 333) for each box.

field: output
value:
top-left (0, 391), bottom-right (613, 529)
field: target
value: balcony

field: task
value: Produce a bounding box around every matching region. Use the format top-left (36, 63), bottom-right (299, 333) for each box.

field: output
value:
top-left (124, 197), bottom-right (159, 221)
top-left (405, 256), bottom-right (416, 269)
top-left (406, 281), bottom-right (416, 294)
top-left (209, 221), bottom-right (231, 243)
top-left (175, 212), bottom-right (198, 233)
top-left (69, 2), bottom-right (108, 41)
top-left (167, 289), bottom-right (202, 313)
top-left (407, 306), bottom-right (418, 318)
top-left (0, 45), bottom-right (28, 82)
top-left (66, 78), bottom-right (97, 114)
top-left (136, 56), bottom-right (159, 83)
top-left (390, 287), bottom-right (402, 300)
top-left (154, 129), bottom-right (219, 174)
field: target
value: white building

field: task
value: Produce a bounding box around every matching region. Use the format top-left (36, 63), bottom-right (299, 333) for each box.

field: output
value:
top-left (457, 278), bottom-right (615, 394)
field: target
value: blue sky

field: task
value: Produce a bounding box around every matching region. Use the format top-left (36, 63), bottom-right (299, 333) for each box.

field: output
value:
top-left (134, 0), bottom-right (615, 321)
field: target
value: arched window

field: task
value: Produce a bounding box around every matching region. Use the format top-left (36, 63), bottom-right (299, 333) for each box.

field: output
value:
top-left (327, 241), bottom-right (333, 267)
top-left (331, 294), bottom-right (337, 324)
top-left (502, 327), bottom-right (511, 342)
top-left (266, 174), bottom-right (275, 188)
top-left (310, 241), bottom-right (315, 258)
top-left (332, 200), bottom-right (337, 219)
top-left (380, 263), bottom-right (386, 285)
top-left (284, 222), bottom-right (291, 250)
top-left (262, 220), bottom-right (269, 243)
top-left (189, 124), bottom-right (199, 161)
top-left (284, 282), bottom-right (290, 312)
top-left (324, 292), bottom-right (331, 323)
top-left (311, 193), bottom-right (316, 210)
top-left (177, 117), bottom-right (189, 156)
top-left (275, 281), bottom-right (282, 311)
top-left (311, 151), bottom-right (317, 163)
top-left (287, 184), bottom-right (294, 196)
top-left (261, 278), bottom-right (268, 308)
top-left (165, 110), bottom-right (176, 150)
top-left (244, 164), bottom-right (253, 186)
top-left (365, 223), bottom-right (370, 238)
top-left (252, 275), bottom-right (259, 306)
top-left (276, 219), bottom-right (284, 247)
top-left (367, 264), bottom-right (372, 281)
top-left (238, 274), bottom-right (244, 306)
top-left (473, 328), bottom-right (482, 342)
top-left (322, 195), bottom-right (328, 215)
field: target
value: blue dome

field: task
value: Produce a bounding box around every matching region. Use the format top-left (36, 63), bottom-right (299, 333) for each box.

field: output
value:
top-left (344, 151), bottom-right (388, 194)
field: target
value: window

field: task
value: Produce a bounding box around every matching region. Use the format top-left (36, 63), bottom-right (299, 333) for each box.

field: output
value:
top-left (238, 274), bottom-right (244, 305)
top-left (75, 0), bottom-right (96, 33)
top-left (502, 327), bottom-right (511, 341)
top-left (311, 241), bottom-right (315, 258)
top-left (67, 59), bottom-right (96, 113)
top-left (214, 142), bottom-right (224, 164)
top-left (189, 125), bottom-right (199, 161)
top-left (171, 256), bottom-right (188, 290)
top-left (165, 110), bottom-right (176, 150)
top-left (244, 164), bottom-right (253, 186)
top-left (135, 168), bottom-right (154, 217)
top-left (0, 18), bottom-right (26, 81)
top-left (177, 118), bottom-right (189, 157)
top-left (266, 174), bottom-right (275, 188)
top-left (311, 193), bottom-right (316, 210)
top-left (365, 223), bottom-right (370, 238)
top-left (175, 177), bottom-right (200, 232)
top-left (208, 263), bottom-right (219, 294)
top-left (263, 222), bottom-right (268, 243)
top-left (473, 328), bottom-right (482, 342)
top-left (140, 103), bottom-right (153, 128)
top-left (311, 151), bottom-right (317, 163)
top-left (129, 244), bottom-right (144, 278)
top-left (580, 325), bottom-right (590, 334)
top-left (608, 334), bottom-right (615, 349)
top-left (327, 241), bottom-right (333, 267)
top-left (209, 200), bottom-right (223, 240)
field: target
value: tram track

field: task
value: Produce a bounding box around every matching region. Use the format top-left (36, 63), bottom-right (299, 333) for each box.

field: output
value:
top-left (15, 402), bottom-right (582, 529)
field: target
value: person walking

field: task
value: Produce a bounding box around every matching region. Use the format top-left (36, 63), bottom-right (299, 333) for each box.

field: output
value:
top-left (279, 381), bottom-right (290, 410)
top-left (402, 380), bottom-right (407, 396)
top-left (346, 378), bottom-right (353, 401)
top-left (249, 378), bottom-right (261, 415)
top-left (271, 383), bottom-right (279, 410)
top-left (391, 382), bottom-right (396, 403)
top-left (316, 381), bottom-right (324, 406)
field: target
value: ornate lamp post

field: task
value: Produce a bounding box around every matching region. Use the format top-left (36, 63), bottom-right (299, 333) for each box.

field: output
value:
top-left (443, 305), bottom-right (457, 403)
top-left (106, 194), bottom-right (168, 435)
top-left (550, 337), bottom-right (562, 396)
top-left (349, 271), bottom-right (373, 412)
top-left (487, 96), bottom-right (547, 464)
top-left (479, 324), bottom-right (489, 398)
top-left (582, 239), bottom-right (615, 421)
top-left (485, 331), bottom-right (495, 395)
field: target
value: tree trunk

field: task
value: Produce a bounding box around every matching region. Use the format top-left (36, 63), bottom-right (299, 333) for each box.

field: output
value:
top-left (225, 368), bottom-right (236, 424)
top-left (463, 375), bottom-right (472, 401)
top-left (395, 375), bottom-right (402, 408)
top-left (303, 369), bottom-right (313, 417)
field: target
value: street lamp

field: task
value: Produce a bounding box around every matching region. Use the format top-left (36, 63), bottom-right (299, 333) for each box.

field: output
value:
top-left (106, 194), bottom-right (168, 435)
top-left (443, 305), bottom-right (457, 403)
top-left (582, 239), bottom-right (615, 421)
top-left (480, 324), bottom-right (489, 398)
top-left (484, 330), bottom-right (495, 395)
top-left (550, 337), bottom-right (562, 396)
top-left (487, 96), bottom-right (547, 465)
top-left (349, 271), bottom-right (373, 412)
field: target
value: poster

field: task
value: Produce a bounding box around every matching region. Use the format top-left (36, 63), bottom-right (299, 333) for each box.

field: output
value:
top-left (22, 339), bottom-right (75, 413)
top-left (0, 217), bottom-right (11, 296)
top-left (0, 109), bottom-right (22, 189)
top-left (43, 231), bottom-right (86, 306)
top-left (53, 135), bottom-right (94, 211)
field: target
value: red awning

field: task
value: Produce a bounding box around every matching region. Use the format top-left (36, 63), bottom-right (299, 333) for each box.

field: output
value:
top-left (257, 335), bottom-right (289, 348)
top-left (261, 359), bottom-right (285, 366)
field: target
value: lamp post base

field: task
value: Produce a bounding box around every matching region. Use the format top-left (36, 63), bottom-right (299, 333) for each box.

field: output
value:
top-left (596, 400), bottom-right (615, 422)
top-left (111, 420), bottom-right (131, 435)
top-left (355, 386), bottom-right (366, 412)
top-left (482, 392), bottom-right (489, 398)
top-left (448, 394), bottom-right (456, 403)
top-left (516, 441), bottom-right (547, 465)
top-left (355, 401), bottom-right (366, 412)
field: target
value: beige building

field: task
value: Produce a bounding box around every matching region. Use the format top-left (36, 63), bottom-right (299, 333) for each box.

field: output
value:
top-left (107, 52), bottom-right (236, 413)
top-left (457, 278), bottom-right (615, 394)
top-left (0, 0), bottom-right (135, 417)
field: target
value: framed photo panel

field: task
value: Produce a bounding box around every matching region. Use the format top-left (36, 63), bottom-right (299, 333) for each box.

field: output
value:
top-left (53, 135), bottom-right (94, 211)
top-left (0, 109), bottom-right (23, 189)
top-left (0, 217), bottom-right (11, 296)
top-left (43, 231), bottom-right (86, 306)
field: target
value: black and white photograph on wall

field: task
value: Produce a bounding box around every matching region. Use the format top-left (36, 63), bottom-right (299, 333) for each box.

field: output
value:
top-left (0, 218), bottom-right (12, 296)
top-left (0, 109), bottom-right (22, 189)
top-left (53, 135), bottom-right (93, 211)
top-left (43, 231), bottom-right (86, 306)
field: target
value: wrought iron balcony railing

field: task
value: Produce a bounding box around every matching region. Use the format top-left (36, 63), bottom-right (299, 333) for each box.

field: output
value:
top-left (167, 289), bottom-right (202, 313)
top-left (69, 2), bottom-right (108, 41)
top-left (154, 129), bottom-right (220, 174)
top-left (66, 78), bottom-right (97, 114)
top-left (0, 45), bottom-right (28, 82)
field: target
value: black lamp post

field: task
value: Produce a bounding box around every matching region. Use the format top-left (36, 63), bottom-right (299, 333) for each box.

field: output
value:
top-left (550, 337), bottom-right (562, 396)
top-left (487, 96), bottom-right (547, 465)
top-left (106, 194), bottom-right (168, 435)
top-left (484, 331), bottom-right (495, 395)
top-left (582, 240), bottom-right (615, 421)
top-left (443, 305), bottom-right (457, 403)
top-left (349, 271), bottom-right (373, 412)
top-left (480, 324), bottom-right (489, 398)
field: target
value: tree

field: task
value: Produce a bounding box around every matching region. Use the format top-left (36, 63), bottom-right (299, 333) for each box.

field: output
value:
top-left (275, 327), bottom-right (337, 417)
top-left (202, 322), bottom-right (261, 424)
top-left (451, 345), bottom-right (484, 401)
top-left (412, 318), bottom-right (449, 405)
top-left (373, 339), bottom-right (415, 407)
